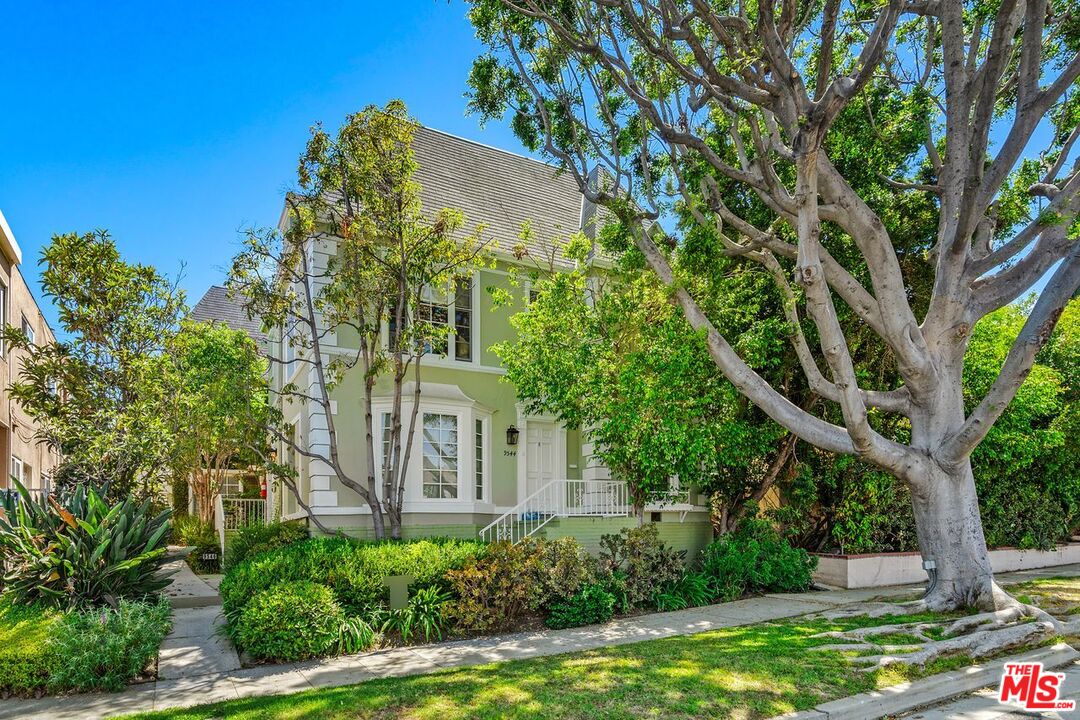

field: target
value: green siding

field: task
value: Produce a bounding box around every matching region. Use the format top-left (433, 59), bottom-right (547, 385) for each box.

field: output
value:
top-left (542, 513), bottom-right (713, 562)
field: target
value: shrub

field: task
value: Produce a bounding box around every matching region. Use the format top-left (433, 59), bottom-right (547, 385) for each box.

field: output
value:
top-left (0, 600), bottom-right (62, 695)
top-left (654, 571), bottom-right (712, 612)
top-left (545, 582), bottom-right (616, 629)
top-left (48, 597), bottom-right (172, 692)
top-left (223, 520), bottom-right (307, 571)
top-left (529, 537), bottom-right (595, 610)
top-left (220, 536), bottom-right (485, 618)
top-left (445, 541), bottom-right (539, 633)
top-left (597, 524), bottom-right (685, 608)
top-left (186, 541), bottom-right (222, 574)
top-left (0, 481), bottom-right (171, 607)
top-left (232, 581), bottom-right (344, 662)
top-left (337, 615), bottom-right (378, 655)
top-left (374, 585), bottom-right (450, 644)
top-left (172, 515), bottom-right (215, 546)
top-left (702, 518), bottom-right (817, 601)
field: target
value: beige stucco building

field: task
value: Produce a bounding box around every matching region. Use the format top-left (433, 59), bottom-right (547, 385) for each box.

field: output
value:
top-left (0, 210), bottom-right (60, 493)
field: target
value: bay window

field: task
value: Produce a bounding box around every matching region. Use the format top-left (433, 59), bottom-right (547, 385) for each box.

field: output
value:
top-left (422, 413), bottom-right (458, 499)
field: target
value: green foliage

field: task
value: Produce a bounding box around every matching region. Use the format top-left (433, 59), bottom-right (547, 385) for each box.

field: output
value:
top-left (702, 519), bottom-right (817, 602)
top-left (497, 269), bottom-right (785, 516)
top-left (171, 515), bottom-right (215, 546)
top-left (0, 481), bottom-right (171, 608)
top-left (220, 536), bottom-right (486, 619)
top-left (967, 300), bottom-right (1080, 550)
top-left (654, 571), bottom-right (713, 612)
top-left (529, 536), bottom-right (595, 610)
top-left (337, 615), bottom-right (378, 655)
top-left (445, 541), bottom-right (539, 633)
top-left (597, 524), bottom-right (685, 609)
top-left (545, 582), bottom-right (615, 629)
top-left (186, 542), bottom-right (222, 575)
top-left (0, 600), bottom-right (62, 694)
top-left (0, 597), bottom-right (171, 694)
top-left (374, 585), bottom-right (450, 644)
top-left (171, 320), bottom-right (269, 522)
top-left (223, 520), bottom-right (308, 571)
top-left (233, 581), bottom-right (345, 662)
top-left (2, 230), bottom-right (187, 499)
top-left (48, 597), bottom-right (171, 692)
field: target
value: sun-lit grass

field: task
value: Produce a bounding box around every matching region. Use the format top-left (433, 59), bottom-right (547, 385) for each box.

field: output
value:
top-left (1010, 575), bottom-right (1080, 645)
top-left (119, 612), bottom-right (970, 720)
top-left (1012, 576), bottom-right (1080, 616)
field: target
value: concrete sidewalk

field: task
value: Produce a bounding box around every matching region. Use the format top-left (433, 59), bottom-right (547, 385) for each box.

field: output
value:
top-left (2, 564), bottom-right (1077, 720)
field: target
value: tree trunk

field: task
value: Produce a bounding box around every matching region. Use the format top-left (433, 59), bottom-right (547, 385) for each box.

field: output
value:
top-left (903, 351), bottom-right (997, 611)
top-left (909, 458), bottom-right (998, 610)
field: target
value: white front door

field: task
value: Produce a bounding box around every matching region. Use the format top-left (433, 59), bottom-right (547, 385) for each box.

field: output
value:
top-left (525, 422), bottom-right (556, 498)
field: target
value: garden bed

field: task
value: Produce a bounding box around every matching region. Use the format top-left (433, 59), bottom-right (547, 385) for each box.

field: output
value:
top-left (219, 518), bottom-right (818, 666)
top-left (813, 543), bottom-right (1080, 589)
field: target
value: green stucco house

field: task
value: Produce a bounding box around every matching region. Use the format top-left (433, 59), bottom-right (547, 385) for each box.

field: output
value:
top-left (266, 126), bottom-right (713, 557)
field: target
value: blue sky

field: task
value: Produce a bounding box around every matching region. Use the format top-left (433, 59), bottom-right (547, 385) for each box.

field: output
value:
top-left (0, 1), bottom-right (524, 328)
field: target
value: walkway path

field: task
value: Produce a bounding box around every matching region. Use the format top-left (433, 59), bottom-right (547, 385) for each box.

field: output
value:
top-left (156, 555), bottom-right (242, 681)
top-left (2, 564), bottom-right (1078, 720)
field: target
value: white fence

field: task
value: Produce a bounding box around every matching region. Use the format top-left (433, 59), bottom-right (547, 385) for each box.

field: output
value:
top-left (479, 479), bottom-right (631, 543)
top-left (213, 496), bottom-right (266, 551)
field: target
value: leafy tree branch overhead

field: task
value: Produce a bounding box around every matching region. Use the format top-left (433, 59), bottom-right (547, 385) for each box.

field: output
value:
top-left (466, 0), bottom-right (1080, 615)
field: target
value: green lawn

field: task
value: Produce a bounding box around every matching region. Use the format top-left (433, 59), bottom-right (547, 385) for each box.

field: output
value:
top-left (121, 612), bottom-right (974, 720)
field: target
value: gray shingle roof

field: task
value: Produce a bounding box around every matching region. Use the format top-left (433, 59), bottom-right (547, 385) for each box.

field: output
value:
top-left (409, 127), bottom-right (594, 266)
top-left (189, 285), bottom-right (266, 343)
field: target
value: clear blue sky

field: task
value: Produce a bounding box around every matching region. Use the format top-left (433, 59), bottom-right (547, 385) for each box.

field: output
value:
top-left (0, 1), bottom-right (524, 328)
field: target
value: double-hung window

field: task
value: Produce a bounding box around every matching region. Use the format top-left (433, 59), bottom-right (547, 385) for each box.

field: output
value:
top-left (391, 277), bottom-right (474, 362)
top-left (20, 316), bottom-right (34, 345)
top-left (421, 413), bottom-right (458, 498)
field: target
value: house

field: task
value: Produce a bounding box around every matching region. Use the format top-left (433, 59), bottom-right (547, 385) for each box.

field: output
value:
top-left (0, 210), bottom-right (61, 494)
top-left (268, 127), bottom-right (713, 556)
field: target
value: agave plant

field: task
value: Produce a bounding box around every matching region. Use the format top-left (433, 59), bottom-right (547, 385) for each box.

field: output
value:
top-left (0, 480), bottom-right (172, 607)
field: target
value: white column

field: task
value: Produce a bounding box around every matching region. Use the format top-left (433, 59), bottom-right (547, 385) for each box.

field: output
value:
top-left (304, 366), bottom-right (339, 508)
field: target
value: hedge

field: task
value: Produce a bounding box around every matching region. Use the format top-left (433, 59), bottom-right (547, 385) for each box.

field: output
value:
top-left (220, 536), bottom-right (487, 617)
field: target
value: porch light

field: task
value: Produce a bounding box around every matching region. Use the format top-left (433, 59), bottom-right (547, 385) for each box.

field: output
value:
top-left (506, 425), bottom-right (520, 446)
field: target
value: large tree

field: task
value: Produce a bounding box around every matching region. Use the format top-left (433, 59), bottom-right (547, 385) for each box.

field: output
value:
top-left (497, 234), bottom-right (792, 529)
top-left (467, 0), bottom-right (1080, 619)
top-left (5, 231), bottom-right (186, 500)
top-left (230, 101), bottom-right (489, 539)
top-left (170, 320), bottom-right (269, 523)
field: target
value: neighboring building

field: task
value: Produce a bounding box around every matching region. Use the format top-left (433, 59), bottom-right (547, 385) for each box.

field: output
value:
top-left (268, 127), bottom-right (712, 555)
top-left (190, 284), bottom-right (266, 347)
top-left (0, 210), bottom-right (60, 494)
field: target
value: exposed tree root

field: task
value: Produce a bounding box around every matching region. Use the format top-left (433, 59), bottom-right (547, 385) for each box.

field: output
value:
top-left (810, 587), bottom-right (1062, 669)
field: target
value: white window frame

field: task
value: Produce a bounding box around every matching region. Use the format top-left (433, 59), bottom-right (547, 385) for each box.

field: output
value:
top-left (20, 315), bottom-right (34, 345)
top-left (373, 397), bottom-right (490, 511)
top-left (10, 455), bottom-right (24, 485)
top-left (383, 275), bottom-right (478, 368)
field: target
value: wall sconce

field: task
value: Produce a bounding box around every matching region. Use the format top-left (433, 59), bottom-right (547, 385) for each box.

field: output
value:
top-left (506, 425), bottom-right (520, 446)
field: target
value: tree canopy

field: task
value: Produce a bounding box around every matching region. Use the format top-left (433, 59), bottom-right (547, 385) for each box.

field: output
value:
top-left (467, 0), bottom-right (1080, 611)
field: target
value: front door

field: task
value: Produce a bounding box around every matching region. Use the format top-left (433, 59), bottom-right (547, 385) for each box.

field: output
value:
top-left (525, 422), bottom-right (556, 499)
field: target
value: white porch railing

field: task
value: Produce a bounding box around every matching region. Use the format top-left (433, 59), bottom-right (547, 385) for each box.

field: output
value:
top-left (479, 479), bottom-right (630, 543)
top-left (220, 497), bottom-right (266, 531)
